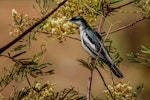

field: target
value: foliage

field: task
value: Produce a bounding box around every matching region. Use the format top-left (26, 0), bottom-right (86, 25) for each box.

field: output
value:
top-left (6, 81), bottom-right (86, 100)
top-left (128, 45), bottom-right (150, 67)
top-left (9, 9), bottom-right (38, 37)
top-left (0, 0), bottom-right (149, 99)
top-left (0, 49), bottom-right (54, 91)
top-left (12, 81), bottom-right (55, 100)
top-left (50, 87), bottom-right (86, 100)
top-left (40, 0), bottom-right (100, 43)
top-left (104, 82), bottom-right (144, 100)
top-left (134, 0), bottom-right (150, 16)
top-left (34, 0), bottom-right (52, 15)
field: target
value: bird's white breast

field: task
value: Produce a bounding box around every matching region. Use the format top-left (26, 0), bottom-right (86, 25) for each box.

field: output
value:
top-left (79, 28), bottom-right (96, 58)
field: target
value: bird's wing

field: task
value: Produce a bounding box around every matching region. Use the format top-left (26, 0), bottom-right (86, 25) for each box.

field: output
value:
top-left (83, 28), bottom-right (114, 65)
top-left (82, 28), bottom-right (104, 59)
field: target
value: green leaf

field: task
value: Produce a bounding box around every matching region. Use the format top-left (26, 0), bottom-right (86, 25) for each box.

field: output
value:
top-left (11, 44), bottom-right (26, 51)
top-left (43, 0), bottom-right (47, 8)
top-left (45, 69), bottom-right (54, 75)
top-left (128, 45), bottom-right (150, 67)
top-left (141, 45), bottom-right (150, 54)
top-left (36, 0), bottom-right (41, 4)
top-left (135, 84), bottom-right (144, 98)
top-left (11, 51), bottom-right (26, 58)
top-left (77, 59), bottom-right (90, 69)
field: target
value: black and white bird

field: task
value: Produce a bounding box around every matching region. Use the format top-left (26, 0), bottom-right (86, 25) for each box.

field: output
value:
top-left (69, 16), bottom-right (123, 78)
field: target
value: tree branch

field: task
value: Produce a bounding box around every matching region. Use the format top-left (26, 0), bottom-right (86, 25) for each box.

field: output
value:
top-left (96, 2), bottom-right (115, 99)
top-left (87, 70), bottom-right (93, 100)
top-left (97, 0), bottom-right (110, 33)
top-left (111, 1), bottom-right (135, 11)
top-left (39, 31), bottom-right (81, 41)
top-left (95, 67), bottom-right (115, 100)
top-left (103, 16), bottom-right (147, 36)
top-left (97, 15), bottom-right (107, 34)
top-left (98, 0), bottom-right (135, 34)
top-left (0, 0), bottom-right (68, 54)
top-left (26, 75), bottom-right (31, 87)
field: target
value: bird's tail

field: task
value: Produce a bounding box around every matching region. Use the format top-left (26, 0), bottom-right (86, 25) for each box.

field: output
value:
top-left (110, 64), bottom-right (123, 78)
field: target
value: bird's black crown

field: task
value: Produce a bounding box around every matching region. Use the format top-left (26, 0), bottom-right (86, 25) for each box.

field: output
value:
top-left (70, 16), bottom-right (87, 24)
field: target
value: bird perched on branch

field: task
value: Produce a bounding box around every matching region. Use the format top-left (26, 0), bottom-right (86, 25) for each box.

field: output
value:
top-left (69, 16), bottom-right (123, 78)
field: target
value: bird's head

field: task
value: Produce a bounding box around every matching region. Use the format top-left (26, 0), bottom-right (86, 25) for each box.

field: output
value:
top-left (69, 16), bottom-right (88, 27)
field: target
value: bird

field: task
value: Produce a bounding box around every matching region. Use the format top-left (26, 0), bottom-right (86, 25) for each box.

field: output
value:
top-left (69, 16), bottom-right (123, 78)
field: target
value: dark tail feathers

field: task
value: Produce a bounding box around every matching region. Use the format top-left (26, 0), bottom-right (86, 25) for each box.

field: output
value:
top-left (110, 64), bottom-right (123, 78)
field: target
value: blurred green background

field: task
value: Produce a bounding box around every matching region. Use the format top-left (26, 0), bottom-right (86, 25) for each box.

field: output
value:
top-left (0, 0), bottom-right (150, 99)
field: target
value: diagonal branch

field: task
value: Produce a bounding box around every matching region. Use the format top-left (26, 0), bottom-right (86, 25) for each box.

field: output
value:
top-left (95, 67), bottom-right (115, 100)
top-left (39, 31), bottom-right (81, 41)
top-left (111, 1), bottom-right (135, 11)
top-left (98, 0), bottom-right (135, 34)
top-left (97, 0), bottom-right (110, 33)
top-left (97, 15), bottom-right (107, 34)
top-left (0, 0), bottom-right (68, 54)
top-left (102, 16), bottom-right (147, 36)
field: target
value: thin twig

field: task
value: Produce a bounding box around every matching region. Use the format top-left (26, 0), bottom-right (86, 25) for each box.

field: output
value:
top-left (39, 31), bottom-right (81, 41)
top-left (26, 75), bottom-right (31, 87)
top-left (110, 70), bottom-right (115, 87)
top-left (87, 70), bottom-right (93, 100)
top-left (0, 0), bottom-right (68, 54)
top-left (95, 67), bottom-right (115, 100)
top-left (105, 0), bottom-right (110, 11)
top-left (111, 1), bottom-right (135, 11)
top-left (97, 16), bottom-right (106, 34)
top-left (97, 0), bottom-right (110, 34)
top-left (98, 0), bottom-right (135, 34)
top-left (61, 87), bottom-right (75, 100)
top-left (58, 34), bottom-right (81, 41)
top-left (103, 16), bottom-right (147, 36)
top-left (0, 54), bottom-right (18, 63)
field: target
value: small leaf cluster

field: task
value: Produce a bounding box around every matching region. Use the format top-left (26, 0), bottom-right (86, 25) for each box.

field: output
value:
top-left (104, 82), bottom-right (143, 100)
top-left (13, 81), bottom-right (55, 100)
top-left (50, 87), bottom-right (86, 100)
top-left (0, 49), bottom-right (54, 91)
top-left (9, 9), bottom-right (38, 37)
top-left (41, 0), bottom-right (100, 42)
top-left (128, 45), bottom-right (150, 67)
top-left (34, 0), bottom-right (52, 15)
top-left (13, 83), bottom-right (86, 100)
top-left (134, 0), bottom-right (150, 16)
